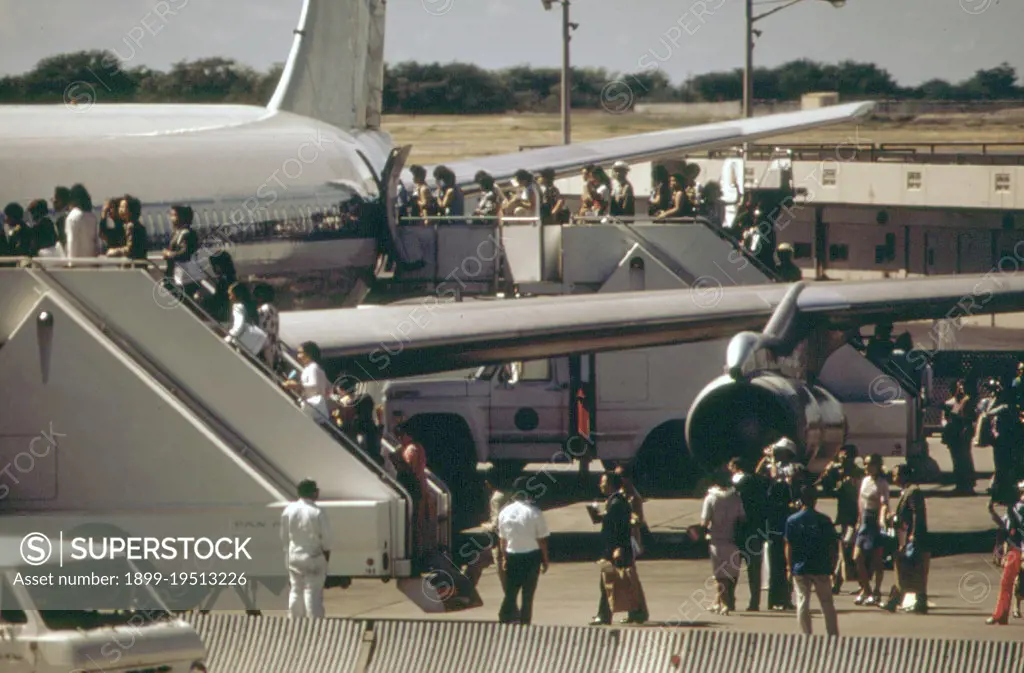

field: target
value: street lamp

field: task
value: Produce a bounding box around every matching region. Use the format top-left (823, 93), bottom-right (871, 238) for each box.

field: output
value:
top-left (744, 0), bottom-right (846, 118)
top-left (542, 0), bottom-right (577, 144)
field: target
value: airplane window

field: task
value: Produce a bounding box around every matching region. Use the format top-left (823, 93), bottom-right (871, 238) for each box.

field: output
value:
top-left (154, 212), bottom-right (167, 237)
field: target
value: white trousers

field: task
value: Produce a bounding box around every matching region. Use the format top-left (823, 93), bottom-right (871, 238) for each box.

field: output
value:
top-left (793, 574), bottom-right (839, 636)
top-left (288, 556), bottom-right (327, 618)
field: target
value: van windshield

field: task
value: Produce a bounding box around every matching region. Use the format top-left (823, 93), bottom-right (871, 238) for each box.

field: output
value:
top-left (40, 609), bottom-right (176, 631)
top-left (474, 365), bottom-right (498, 380)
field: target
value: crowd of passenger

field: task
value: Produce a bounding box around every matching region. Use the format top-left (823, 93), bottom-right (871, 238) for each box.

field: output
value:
top-left (0, 184), bottom-right (150, 261)
top-left (393, 160), bottom-right (723, 227)
top-left (463, 431), bottom-right (1024, 633)
top-left (392, 161), bottom-right (813, 282)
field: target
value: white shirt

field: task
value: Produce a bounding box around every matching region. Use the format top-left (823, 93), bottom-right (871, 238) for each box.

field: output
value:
top-left (228, 303), bottom-right (250, 338)
top-left (65, 207), bottom-right (99, 259)
top-left (701, 486), bottom-right (745, 544)
top-left (512, 183), bottom-right (542, 222)
top-left (859, 474), bottom-right (890, 513)
top-left (497, 500), bottom-right (549, 554)
top-left (280, 498), bottom-right (331, 563)
top-left (301, 362), bottom-right (330, 401)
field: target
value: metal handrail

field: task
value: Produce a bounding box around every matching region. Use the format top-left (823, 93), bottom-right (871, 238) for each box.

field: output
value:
top-left (377, 429), bottom-right (453, 554)
top-left (280, 347), bottom-right (454, 560)
top-left (276, 351), bottom-right (420, 566)
top-left (399, 215), bottom-right (539, 223)
top-left (568, 214), bottom-right (782, 281)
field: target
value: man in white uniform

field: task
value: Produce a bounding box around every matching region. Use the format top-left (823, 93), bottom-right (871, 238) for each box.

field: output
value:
top-left (280, 478), bottom-right (331, 618)
top-left (497, 475), bottom-right (550, 624)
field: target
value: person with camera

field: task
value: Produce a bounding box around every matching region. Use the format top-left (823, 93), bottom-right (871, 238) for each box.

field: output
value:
top-left (942, 379), bottom-right (976, 495)
top-left (757, 438), bottom-right (804, 611)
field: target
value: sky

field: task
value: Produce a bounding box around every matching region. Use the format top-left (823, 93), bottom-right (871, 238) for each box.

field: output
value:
top-left (0, 0), bottom-right (1020, 86)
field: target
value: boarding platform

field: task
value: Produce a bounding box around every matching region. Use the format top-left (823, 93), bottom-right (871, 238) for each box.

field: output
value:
top-left (0, 258), bottom-right (476, 613)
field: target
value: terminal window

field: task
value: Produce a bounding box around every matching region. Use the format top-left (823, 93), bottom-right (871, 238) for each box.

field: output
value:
top-left (829, 244), bottom-right (849, 262)
top-left (822, 168), bottom-right (837, 186)
top-left (995, 173), bottom-right (1011, 192)
top-left (793, 242), bottom-right (812, 259)
top-left (906, 171), bottom-right (923, 190)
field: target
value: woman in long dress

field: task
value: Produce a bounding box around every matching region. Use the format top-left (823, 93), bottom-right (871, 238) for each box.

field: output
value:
top-left (701, 473), bottom-right (746, 615)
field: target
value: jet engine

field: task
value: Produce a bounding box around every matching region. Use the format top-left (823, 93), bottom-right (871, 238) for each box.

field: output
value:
top-left (685, 373), bottom-right (846, 473)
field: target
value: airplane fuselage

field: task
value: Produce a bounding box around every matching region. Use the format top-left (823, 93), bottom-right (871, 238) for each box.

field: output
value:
top-left (0, 104), bottom-right (392, 242)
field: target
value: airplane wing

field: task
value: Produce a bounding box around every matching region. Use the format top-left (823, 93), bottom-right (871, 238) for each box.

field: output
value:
top-left (279, 273), bottom-right (1023, 380)
top-left (399, 102), bottom-right (874, 189)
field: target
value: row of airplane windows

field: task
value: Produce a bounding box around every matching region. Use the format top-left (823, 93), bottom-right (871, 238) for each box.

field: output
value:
top-left (132, 203), bottom-right (344, 238)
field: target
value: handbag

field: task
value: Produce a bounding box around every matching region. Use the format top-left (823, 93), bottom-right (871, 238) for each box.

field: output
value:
top-left (173, 258), bottom-right (206, 286)
top-left (301, 395), bottom-right (331, 424)
top-left (235, 322), bottom-right (269, 356)
top-left (600, 562), bottom-right (640, 614)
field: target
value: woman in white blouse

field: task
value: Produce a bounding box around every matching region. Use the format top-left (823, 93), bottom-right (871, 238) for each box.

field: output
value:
top-left (224, 282), bottom-right (265, 359)
top-left (503, 169), bottom-right (541, 222)
top-left (284, 341), bottom-right (331, 423)
top-left (64, 183), bottom-right (99, 261)
top-left (853, 453), bottom-right (890, 606)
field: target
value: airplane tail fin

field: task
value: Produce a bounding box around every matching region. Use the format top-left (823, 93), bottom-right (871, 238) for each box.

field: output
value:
top-left (268, 0), bottom-right (385, 130)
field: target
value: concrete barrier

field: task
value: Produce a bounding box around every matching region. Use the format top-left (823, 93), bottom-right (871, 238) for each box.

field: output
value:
top-left (189, 613), bottom-right (1024, 673)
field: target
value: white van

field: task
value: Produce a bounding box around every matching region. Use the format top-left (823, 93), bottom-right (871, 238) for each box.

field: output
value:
top-left (0, 536), bottom-right (207, 673)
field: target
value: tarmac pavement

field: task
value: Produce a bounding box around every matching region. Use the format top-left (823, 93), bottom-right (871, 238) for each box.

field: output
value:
top-left (305, 439), bottom-right (1023, 641)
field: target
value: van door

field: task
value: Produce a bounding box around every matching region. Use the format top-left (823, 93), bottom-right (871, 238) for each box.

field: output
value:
top-left (0, 577), bottom-right (32, 673)
top-left (488, 359), bottom-right (568, 462)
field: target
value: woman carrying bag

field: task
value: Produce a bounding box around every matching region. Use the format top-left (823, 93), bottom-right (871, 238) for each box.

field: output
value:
top-left (224, 282), bottom-right (269, 360)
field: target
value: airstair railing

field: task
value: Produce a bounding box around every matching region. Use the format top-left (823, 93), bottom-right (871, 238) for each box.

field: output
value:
top-left (134, 264), bottom-right (422, 516)
top-left (569, 214), bottom-right (783, 282)
top-left (274, 351), bottom-right (421, 565)
top-left (375, 429), bottom-right (452, 554)
top-left (276, 347), bottom-right (453, 566)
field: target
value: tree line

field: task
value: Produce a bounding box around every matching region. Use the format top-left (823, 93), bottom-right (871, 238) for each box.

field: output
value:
top-left (0, 50), bottom-right (1019, 113)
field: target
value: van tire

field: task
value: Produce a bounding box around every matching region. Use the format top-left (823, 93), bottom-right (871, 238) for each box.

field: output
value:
top-left (631, 421), bottom-right (699, 495)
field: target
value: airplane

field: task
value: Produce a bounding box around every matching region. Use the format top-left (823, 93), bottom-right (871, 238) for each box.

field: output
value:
top-left (0, 0), bottom-right (874, 294)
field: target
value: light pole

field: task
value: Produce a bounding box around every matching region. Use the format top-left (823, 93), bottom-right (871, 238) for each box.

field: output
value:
top-left (543, 0), bottom-right (577, 144)
top-left (743, 0), bottom-right (846, 118)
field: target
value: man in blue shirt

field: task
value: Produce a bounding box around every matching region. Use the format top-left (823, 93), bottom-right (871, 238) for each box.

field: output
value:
top-left (784, 485), bottom-right (839, 636)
